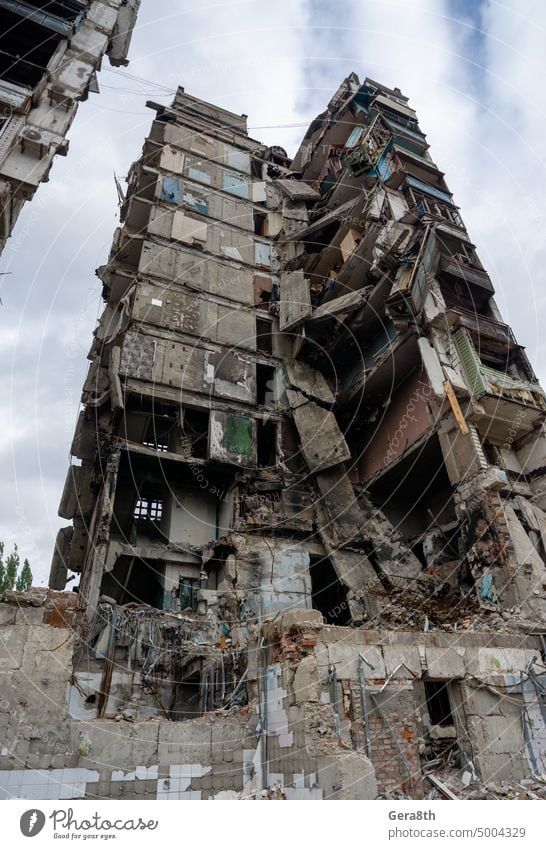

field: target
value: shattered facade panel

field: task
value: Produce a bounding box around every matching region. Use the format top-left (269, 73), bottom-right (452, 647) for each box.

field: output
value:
top-left (0, 0), bottom-right (141, 256)
top-left (2, 73), bottom-right (546, 801)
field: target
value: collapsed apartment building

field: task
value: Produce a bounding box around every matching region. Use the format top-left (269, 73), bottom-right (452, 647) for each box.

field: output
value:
top-left (0, 0), bottom-right (140, 257)
top-left (1, 72), bottom-right (546, 801)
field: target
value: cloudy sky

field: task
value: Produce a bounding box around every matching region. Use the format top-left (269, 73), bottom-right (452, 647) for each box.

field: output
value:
top-left (1, 0), bottom-right (545, 584)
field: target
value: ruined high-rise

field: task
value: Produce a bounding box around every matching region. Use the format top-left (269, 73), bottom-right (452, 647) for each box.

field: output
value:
top-left (1, 74), bottom-right (546, 801)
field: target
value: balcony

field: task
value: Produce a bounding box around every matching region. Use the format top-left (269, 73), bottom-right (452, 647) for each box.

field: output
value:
top-left (402, 185), bottom-right (465, 232)
top-left (344, 114), bottom-right (392, 176)
top-left (446, 309), bottom-right (516, 348)
top-left (453, 327), bottom-right (546, 438)
top-left (375, 146), bottom-right (449, 194)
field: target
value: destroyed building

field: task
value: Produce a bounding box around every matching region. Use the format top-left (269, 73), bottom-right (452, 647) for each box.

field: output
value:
top-left (1, 73), bottom-right (546, 801)
top-left (0, 0), bottom-right (140, 257)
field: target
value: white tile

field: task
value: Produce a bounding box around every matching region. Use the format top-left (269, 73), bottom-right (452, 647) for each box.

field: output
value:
top-left (58, 782), bottom-right (85, 800)
top-left (42, 783), bottom-right (58, 800)
top-left (58, 784), bottom-right (72, 799)
top-left (27, 786), bottom-right (44, 800)
top-left (169, 764), bottom-right (191, 778)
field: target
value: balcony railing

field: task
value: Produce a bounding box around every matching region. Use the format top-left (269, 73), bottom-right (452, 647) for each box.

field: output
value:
top-left (450, 309), bottom-right (516, 348)
top-left (453, 327), bottom-right (546, 410)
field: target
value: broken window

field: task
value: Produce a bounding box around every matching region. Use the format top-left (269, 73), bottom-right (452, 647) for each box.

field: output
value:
top-left (424, 679), bottom-right (454, 727)
top-left (179, 407), bottom-right (209, 458)
top-left (250, 157), bottom-right (263, 179)
top-left (179, 577), bottom-right (199, 611)
top-left (253, 210), bottom-right (268, 236)
top-left (142, 417), bottom-right (171, 452)
top-left (256, 318), bottom-right (273, 354)
top-left (438, 277), bottom-right (492, 316)
top-left (309, 555), bottom-right (350, 625)
top-left (256, 363), bottom-right (275, 406)
top-left (254, 274), bottom-right (273, 310)
top-left (134, 497), bottom-right (163, 521)
top-left (257, 419), bottom-right (276, 467)
top-left (436, 231), bottom-right (481, 269)
top-left (0, 9), bottom-right (69, 88)
top-left (100, 555), bottom-right (165, 608)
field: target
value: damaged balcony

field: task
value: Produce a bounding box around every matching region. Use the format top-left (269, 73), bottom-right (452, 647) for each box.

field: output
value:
top-left (374, 145), bottom-right (449, 194)
top-left (401, 184), bottom-right (465, 231)
top-left (0, 2), bottom-right (77, 89)
top-left (453, 326), bottom-right (546, 439)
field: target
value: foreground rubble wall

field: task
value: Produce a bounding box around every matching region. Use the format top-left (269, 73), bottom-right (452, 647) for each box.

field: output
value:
top-left (1, 593), bottom-right (544, 800)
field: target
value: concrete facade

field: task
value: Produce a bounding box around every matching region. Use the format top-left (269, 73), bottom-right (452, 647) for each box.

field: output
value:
top-left (0, 0), bottom-right (140, 256)
top-left (2, 73), bottom-right (546, 800)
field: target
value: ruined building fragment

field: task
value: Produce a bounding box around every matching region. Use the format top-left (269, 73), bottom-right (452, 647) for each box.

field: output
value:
top-left (0, 0), bottom-right (140, 256)
top-left (2, 74), bottom-right (546, 801)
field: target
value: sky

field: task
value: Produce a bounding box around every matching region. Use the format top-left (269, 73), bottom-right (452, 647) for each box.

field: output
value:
top-left (1, 0), bottom-right (546, 584)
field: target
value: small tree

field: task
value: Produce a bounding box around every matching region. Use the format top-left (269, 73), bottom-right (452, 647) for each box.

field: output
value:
top-left (4, 543), bottom-right (19, 590)
top-left (0, 542), bottom-right (33, 592)
top-left (16, 559), bottom-right (33, 592)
